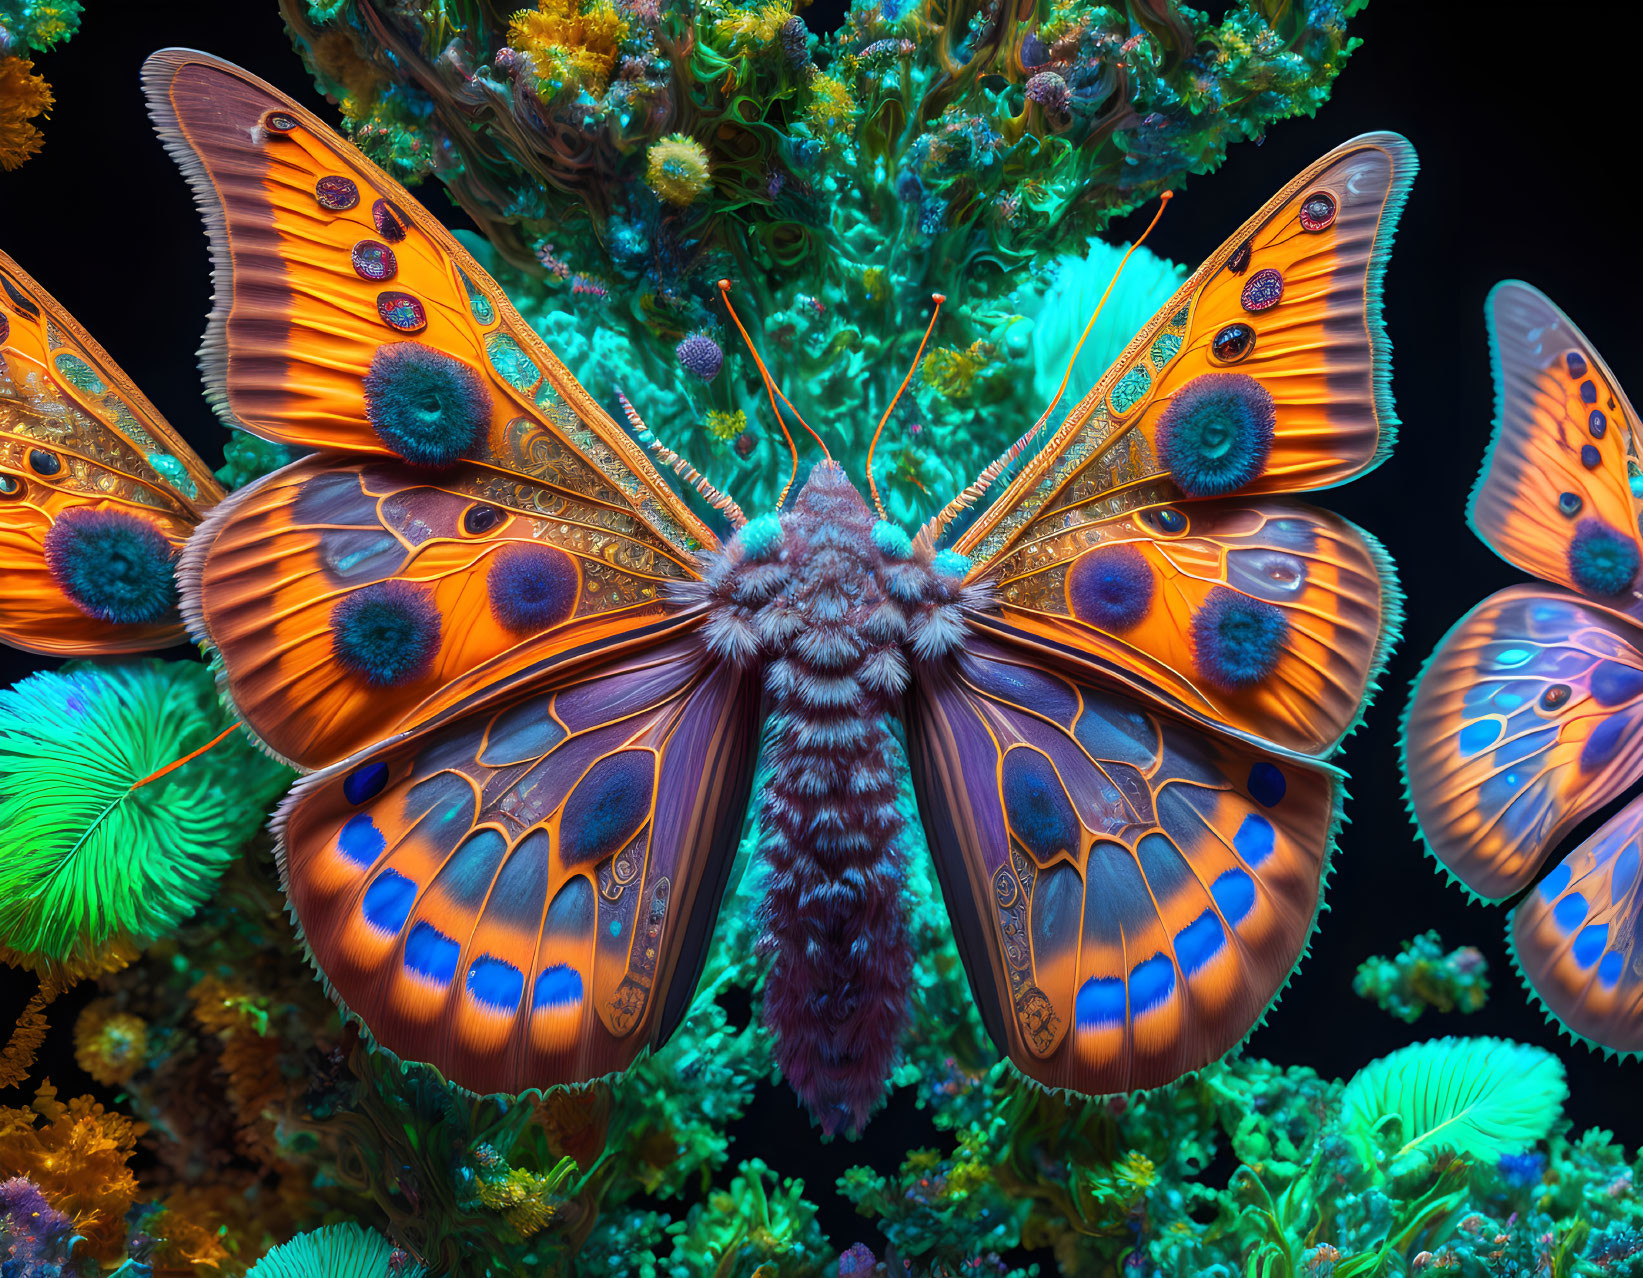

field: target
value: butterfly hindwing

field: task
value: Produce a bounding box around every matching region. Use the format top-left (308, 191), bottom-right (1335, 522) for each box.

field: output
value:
top-left (947, 132), bottom-right (1416, 570)
top-left (1511, 792), bottom-right (1643, 1056)
top-left (183, 453), bottom-right (703, 769)
top-left (1404, 585), bottom-right (1643, 902)
top-left (1471, 282), bottom-right (1643, 605)
top-left (977, 497), bottom-right (1395, 757)
top-left (141, 48), bottom-right (713, 563)
top-left (907, 631), bottom-right (1337, 1093)
top-left (277, 630), bottom-right (760, 1093)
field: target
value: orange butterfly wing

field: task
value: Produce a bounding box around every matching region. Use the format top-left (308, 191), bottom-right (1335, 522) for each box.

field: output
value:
top-left (146, 49), bottom-right (717, 769)
top-left (1, 247), bottom-right (223, 655)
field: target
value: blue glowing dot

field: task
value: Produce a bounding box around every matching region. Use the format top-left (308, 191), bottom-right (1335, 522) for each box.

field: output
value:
top-left (1458, 719), bottom-right (1502, 757)
top-left (1175, 910), bottom-right (1226, 974)
top-left (1539, 862), bottom-right (1572, 901)
top-left (344, 760), bottom-right (389, 805)
top-left (1191, 587), bottom-right (1289, 691)
top-left (403, 921), bottom-right (460, 985)
top-left (532, 963), bottom-right (583, 1009)
top-left (1572, 924), bottom-right (1608, 969)
top-left (1212, 867), bottom-right (1256, 924)
top-left (1631, 474), bottom-right (1643, 499)
top-left (1155, 372), bottom-right (1276, 497)
top-left (1558, 491), bottom-right (1583, 517)
top-left (487, 543), bottom-right (579, 633)
top-left (1494, 691), bottom-right (1524, 710)
top-left (1566, 351), bottom-right (1589, 378)
top-left (738, 513), bottom-right (784, 561)
top-left (43, 508), bottom-right (178, 625)
top-left (1495, 647), bottom-right (1533, 668)
top-left (1582, 444), bottom-right (1602, 469)
top-left (1075, 976), bottom-right (1127, 1028)
top-left (609, 919), bottom-right (622, 938)
top-left (1128, 953), bottom-right (1176, 1015)
top-left (363, 341), bottom-right (492, 467)
top-left (1067, 544), bottom-right (1154, 632)
top-left (467, 955), bottom-right (526, 1009)
top-left (1552, 891), bottom-right (1588, 934)
top-left (1233, 812), bottom-right (1276, 865)
top-left (1568, 519), bottom-right (1639, 596)
top-left (337, 813), bottom-right (385, 867)
top-left (871, 520), bottom-right (913, 560)
top-left (1581, 380), bottom-right (1598, 404)
top-left (1599, 951), bottom-right (1625, 989)
top-left (361, 869), bottom-right (417, 934)
top-left (331, 581), bottom-right (442, 687)
top-left (1247, 761), bottom-right (1286, 807)
top-left (1591, 409), bottom-right (1608, 437)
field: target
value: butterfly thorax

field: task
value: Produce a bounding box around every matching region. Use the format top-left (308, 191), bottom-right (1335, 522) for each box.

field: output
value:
top-left (676, 461), bottom-right (969, 1132)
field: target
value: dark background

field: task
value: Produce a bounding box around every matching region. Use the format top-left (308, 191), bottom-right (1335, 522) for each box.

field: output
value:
top-left (2, 0), bottom-right (1639, 1258)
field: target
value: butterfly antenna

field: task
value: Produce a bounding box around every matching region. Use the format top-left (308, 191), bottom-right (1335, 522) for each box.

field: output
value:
top-left (718, 279), bottom-right (830, 509)
top-left (129, 722), bottom-right (241, 791)
top-left (616, 388), bottom-right (749, 529)
top-left (921, 191), bottom-right (1173, 549)
top-left (866, 293), bottom-right (946, 521)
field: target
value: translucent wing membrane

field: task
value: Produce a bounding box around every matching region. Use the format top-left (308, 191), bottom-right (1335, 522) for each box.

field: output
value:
top-left (1511, 793), bottom-right (1643, 1055)
top-left (977, 497), bottom-right (1395, 758)
top-left (907, 632), bottom-right (1338, 1094)
top-left (943, 132), bottom-right (1415, 569)
top-left (1473, 282), bottom-right (1643, 605)
top-left (1, 248), bottom-right (222, 654)
top-left (278, 631), bottom-right (760, 1093)
top-left (1404, 586), bottom-right (1643, 902)
top-left (141, 49), bottom-right (713, 564)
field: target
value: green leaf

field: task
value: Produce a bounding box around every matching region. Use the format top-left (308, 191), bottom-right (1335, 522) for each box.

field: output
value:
top-left (1340, 1036), bottom-right (1566, 1165)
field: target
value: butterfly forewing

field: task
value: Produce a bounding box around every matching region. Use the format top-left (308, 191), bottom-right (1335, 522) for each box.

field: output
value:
top-left (0, 247), bottom-right (223, 655)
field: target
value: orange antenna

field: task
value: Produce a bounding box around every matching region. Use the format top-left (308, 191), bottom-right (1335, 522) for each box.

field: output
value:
top-left (921, 191), bottom-right (1173, 548)
top-left (130, 722), bottom-right (241, 791)
top-left (867, 293), bottom-right (945, 520)
top-left (718, 279), bottom-right (829, 508)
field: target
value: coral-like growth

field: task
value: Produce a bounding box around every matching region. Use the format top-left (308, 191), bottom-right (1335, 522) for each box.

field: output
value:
top-left (0, 1), bottom-right (82, 169)
top-left (0, 659), bottom-right (291, 970)
top-left (1354, 930), bottom-right (1490, 1023)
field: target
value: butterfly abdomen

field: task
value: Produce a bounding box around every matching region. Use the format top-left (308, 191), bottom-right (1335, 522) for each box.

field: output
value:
top-left (706, 462), bottom-right (959, 1134)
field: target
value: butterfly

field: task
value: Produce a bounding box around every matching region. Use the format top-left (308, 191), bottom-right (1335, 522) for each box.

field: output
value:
top-left (0, 247), bottom-right (223, 655)
top-left (1404, 281), bottom-right (1643, 1058)
top-left (145, 47), bottom-right (1411, 1131)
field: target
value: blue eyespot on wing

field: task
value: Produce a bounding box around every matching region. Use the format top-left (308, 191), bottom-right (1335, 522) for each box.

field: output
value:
top-left (1511, 793), bottom-right (1643, 1057)
top-left (1403, 584), bottom-right (1643, 901)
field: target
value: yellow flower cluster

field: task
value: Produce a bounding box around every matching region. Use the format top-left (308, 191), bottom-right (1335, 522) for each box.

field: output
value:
top-left (646, 134), bottom-right (713, 206)
top-left (510, 0), bottom-right (631, 98)
top-left (73, 998), bottom-right (149, 1087)
top-left (706, 408), bottom-right (749, 441)
top-left (804, 73), bottom-right (856, 143)
top-left (0, 57), bottom-right (53, 172)
top-left (921, 341), bottom-right (993, 398)
top-left (716, 0), bottom-right (794, 49)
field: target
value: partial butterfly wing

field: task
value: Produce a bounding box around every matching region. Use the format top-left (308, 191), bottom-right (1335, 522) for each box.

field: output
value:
top-left (1511, 792), bottom-right (1643, 1056)
top-left (277, 629), bottom-right (760, 1092)
top-left (0, 247), bottom-right (223, 654)
top-left (1471, 282), bottom-right (1643, 606)
top-left (144, 49), bottom-right (718, 769)
top-left (906, 632), bottom-right (1338, 1092)
top-left (1403, 586), bottom-right (1643, 902)
top-left (908, 134), bottom-right (1414, 1092)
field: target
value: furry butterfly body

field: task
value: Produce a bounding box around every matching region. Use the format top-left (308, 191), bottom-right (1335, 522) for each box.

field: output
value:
top-left (143, 48), bottom-right (1411, 1130)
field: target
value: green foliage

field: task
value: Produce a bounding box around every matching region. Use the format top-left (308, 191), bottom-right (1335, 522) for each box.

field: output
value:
top-left (1353, 930), bottom-right (1490, 1023)
top-left (0, 0), bottom-right (82, 53)
top-left (1340, 1036), bottom-right (1567, 1170)
top-left (0, 659), bottom-right (291, 969)
top-left (246, 1222), bottom-right (425, 1278)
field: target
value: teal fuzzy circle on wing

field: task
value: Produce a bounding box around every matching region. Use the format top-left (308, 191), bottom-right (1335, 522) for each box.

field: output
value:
top-left (362, 341), bottom-right (492, 467)
top-left (1191, 586), bottom-right (1289, 690)
top-left (1156, 372), bottom-right (1276, 497)
top-left (1568, 518), bottom-right (1639, 597)
top-left (43, 508), bottom-right (178, 625)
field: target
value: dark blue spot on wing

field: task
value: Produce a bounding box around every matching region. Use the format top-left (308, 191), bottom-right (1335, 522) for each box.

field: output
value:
top-left (1553, 892), bottom-right (1588, 933)
top-left (1175, 910), bottom-right (1226, 974)
top-left (1591, 409), bottom-right (1608, 438)
top-left (1540, 861), bottom-right (1572, 901)
top-left (1458, 720), bottom-right (1501, 757)
top-left (404, 921), bottom-right (460, 984)
top-left (1075, 976), bottom-right (1126, 1028)
top-left (1590, 661), bottom-right (1643, 707)
top-left (1234, 813), bottom-right (1276, 866)
top-left (1190, 587), bottom-right (1289, 690)
top-left (1247, 762), bottom-right (1286, 807)
top-left (560, 751), bottom-right (654, 867)
top-left (532, 963), bottom-right (583, 1009)
top-left (488, 543), bottom-right (580, 633)
top-left (1580, 716), bottom-right (1628, 771)
top-left (1567, 352), bottom-right (1589, 378)
top-left (467, 955), bottom-right (525, 1009)
top-left (1212, 867), bottom-right (1256, 924)
top-left (1581, 380), bottom-right (1598, 404)
top-left (1004, 751), bottom-right (1082, 862)
top-left (338, 813), bottom-right (385, 867)
top-left (1128, 953), bottom-right (1176, 1015)
top-left (344, 761), bottom-right (389, 805)
top-left (1572, 924), bottom-right (1608, 969)
top-left (361, 869), bottom-right (417, 934)
top-left (1068, 544), bottom-right (1154, 632)
top-left (1582, 444), bottom-right (1602, 469)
